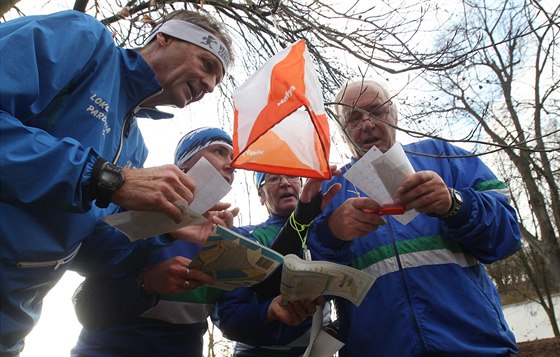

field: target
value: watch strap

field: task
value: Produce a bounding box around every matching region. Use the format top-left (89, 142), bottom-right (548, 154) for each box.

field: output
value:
top-left (440, 188), bottom-right (462, 219)
top-left (87, 158), bottom-right (108, 202)
top-left (88, 158), bottom-right (124, 208)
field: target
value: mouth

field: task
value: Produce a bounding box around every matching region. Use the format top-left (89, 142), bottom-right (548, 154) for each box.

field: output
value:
top-left (363, 136), bottom-right (380, 146)
top-left (279, 192), bottom-right (297, 200)
top-left (187, 84), bottom-right (196, 102)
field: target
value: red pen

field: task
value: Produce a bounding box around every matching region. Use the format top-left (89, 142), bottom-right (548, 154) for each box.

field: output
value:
top-left (362, 205), bottom-right (405, 215)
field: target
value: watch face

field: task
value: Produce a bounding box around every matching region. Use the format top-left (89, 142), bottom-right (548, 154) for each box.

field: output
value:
top-left (99, 170), bottom-right (120, 187)
top-left (99, 166), bottom-right (124, 188)
top-left (453, 189), bottom-right (463, 204)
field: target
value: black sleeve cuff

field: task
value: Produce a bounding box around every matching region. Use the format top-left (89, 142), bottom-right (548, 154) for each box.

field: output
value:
top-left (87, 157), bottom-right (108, 201)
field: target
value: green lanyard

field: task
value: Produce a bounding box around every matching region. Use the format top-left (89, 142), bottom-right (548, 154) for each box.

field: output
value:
top-left (289, 212), bottom-right (313, 261)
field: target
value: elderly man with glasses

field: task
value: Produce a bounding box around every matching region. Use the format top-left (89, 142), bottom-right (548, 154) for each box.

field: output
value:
top-left (305, 78), bottom-right (521, 357)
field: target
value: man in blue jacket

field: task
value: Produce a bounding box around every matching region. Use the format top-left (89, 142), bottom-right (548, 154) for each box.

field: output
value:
top-left (306, 79), bottom-right (521, 356)
top-left (0, 9), bottom-right (233, 356)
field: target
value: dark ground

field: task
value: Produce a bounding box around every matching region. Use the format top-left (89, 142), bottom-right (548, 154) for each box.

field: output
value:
top-left (517, 336), bottom-right (560, 356)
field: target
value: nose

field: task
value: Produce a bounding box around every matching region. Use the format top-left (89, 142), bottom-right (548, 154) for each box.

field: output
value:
top-left (201, 75), bottom-right (218, 94)
top-left (362, 116), bottom-right (375, 129)
top-left (224, 156), bottom-right (234, 170)
top-left (279, 176), bottom-right (294, 187)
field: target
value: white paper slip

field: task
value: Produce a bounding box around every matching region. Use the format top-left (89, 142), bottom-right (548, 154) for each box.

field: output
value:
top-left (344, 143), bottom-right (418, 225)
top-left (303, 307), bottom-right (344, 357)
top-left (103, 157), bottom-right (231, 241)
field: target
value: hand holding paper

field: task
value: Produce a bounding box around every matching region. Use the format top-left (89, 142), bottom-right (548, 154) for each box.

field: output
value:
top-left (103, 157), bottom-right (232, 241)
top-left (344, 143), bottom-right (418, 225)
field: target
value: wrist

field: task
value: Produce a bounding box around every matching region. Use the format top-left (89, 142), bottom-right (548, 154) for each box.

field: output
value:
top-left (428, 188), bottom-right (464, 219)
top-left (294, 191), bottom-right (323, 224)
top-left (88, 159), bottom-right (125, 208)
top-left (439, 188), bottom-right (463, 219)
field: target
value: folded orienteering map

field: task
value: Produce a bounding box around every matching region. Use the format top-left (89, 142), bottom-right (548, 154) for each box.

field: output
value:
top-left (189, 225), bottom-right (284, 291)
top-left (280, 254), bottom-right (374, 306)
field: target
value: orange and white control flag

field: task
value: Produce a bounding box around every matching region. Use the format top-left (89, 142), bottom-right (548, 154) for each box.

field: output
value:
top-left (231, 40), bottom-right (331, 179)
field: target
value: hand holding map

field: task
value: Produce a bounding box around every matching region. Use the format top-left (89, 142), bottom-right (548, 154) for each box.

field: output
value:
top-left (188, 225), bottom-right (284, 291)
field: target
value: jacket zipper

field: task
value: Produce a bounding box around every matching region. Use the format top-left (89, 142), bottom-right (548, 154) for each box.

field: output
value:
top-left (17, 243), bottom-right (82, 270)
top-left (112, 89), bottom-right (162, 164)
top-left (388, 219), bottom-right (428, 354)
top-left (112, 112), bottom-right (130, 163)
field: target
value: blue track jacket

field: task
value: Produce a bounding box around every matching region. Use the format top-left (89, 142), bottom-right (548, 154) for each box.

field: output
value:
top-left (0, 10), bottom-right (171, 355)
top-left (307, 139), bottom-right (521, 357)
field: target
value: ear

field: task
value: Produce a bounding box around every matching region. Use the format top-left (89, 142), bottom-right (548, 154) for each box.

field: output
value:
top-left (156, 32), bottom-right (173, 47)
top-left (259, 191), bottom-right (266, 205)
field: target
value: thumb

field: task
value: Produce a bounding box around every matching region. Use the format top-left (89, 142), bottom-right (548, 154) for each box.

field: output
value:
top-left (321, 183), bottom-right (342, 210)
top-left (230, 207), bottom-right (240, 217)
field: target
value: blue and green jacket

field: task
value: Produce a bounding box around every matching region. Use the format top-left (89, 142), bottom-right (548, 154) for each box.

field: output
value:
top-left (307, 139), bottom-right (521, 357)
top-left (72, 235), bottom-right (219, 357)
top-left (72, 215), bottom-right (315, 357)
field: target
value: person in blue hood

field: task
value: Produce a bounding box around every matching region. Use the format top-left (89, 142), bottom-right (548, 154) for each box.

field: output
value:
top-left (305, 79), bottom-right (521, 356)
top-left (71, 127), bottom-right (237, 357)
top-left (212, 170), bottom-right (342, 357)
top-left (0, 9), bottom-right (234, 356)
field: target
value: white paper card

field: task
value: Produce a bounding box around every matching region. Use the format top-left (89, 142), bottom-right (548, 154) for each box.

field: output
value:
top-left (103, 157), bottom-right (231, 241)
top-left (303, 308), bottom-right (345, 357)
top-left (344, 143), bottom-right (418, 224)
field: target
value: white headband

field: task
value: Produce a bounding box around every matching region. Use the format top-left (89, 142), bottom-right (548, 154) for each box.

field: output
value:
top-left (145, 20), bottom-right (229, 74)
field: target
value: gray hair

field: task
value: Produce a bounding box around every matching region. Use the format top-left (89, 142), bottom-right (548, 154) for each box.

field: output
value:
top-left (333, 79), bottom-right (397, 122)
top-left (333, 79), bottom-right (399, 157)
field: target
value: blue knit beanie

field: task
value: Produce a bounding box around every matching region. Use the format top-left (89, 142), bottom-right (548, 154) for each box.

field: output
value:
top-left (174, 127), bottom-right (232, 166)
top-left (254, 171), bottom-right (266, 190)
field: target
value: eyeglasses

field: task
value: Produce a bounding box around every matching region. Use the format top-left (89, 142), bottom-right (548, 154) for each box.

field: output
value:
top-left (344, 106), bottom-right (391, 131)
top-left (262, 175), bottom-right (301, 187)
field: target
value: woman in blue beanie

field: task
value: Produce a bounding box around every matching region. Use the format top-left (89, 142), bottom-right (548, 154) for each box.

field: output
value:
top-left (72, 127), bottom-right (238, 357)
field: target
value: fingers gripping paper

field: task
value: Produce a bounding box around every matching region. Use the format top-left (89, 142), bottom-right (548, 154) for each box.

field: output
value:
top-left (231, 40), bottom-right (331, 179)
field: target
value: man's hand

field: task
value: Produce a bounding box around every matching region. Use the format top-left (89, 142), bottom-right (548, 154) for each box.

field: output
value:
top-left (266, 295), bottom-right (323, 326)
top-left (169, 222), bottom-right (216, 244)
top-left (207, 207), bottom-right (240, 228)
top-left (138, 256), bottom-right (216, 295)
top-left (394, 170), bottom-right (451, 216)
top-left (299, 165), bottom-right (342, 209)
top-left (328, 197), bottom-right (386, 241)
top-left (112, 165), bottom-right (195, 223)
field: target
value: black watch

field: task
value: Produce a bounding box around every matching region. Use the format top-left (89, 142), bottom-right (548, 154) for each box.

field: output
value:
top-left (440, 188), bottom-right (463, 219)
top-left (90, 160), bottom-right (125, 208)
